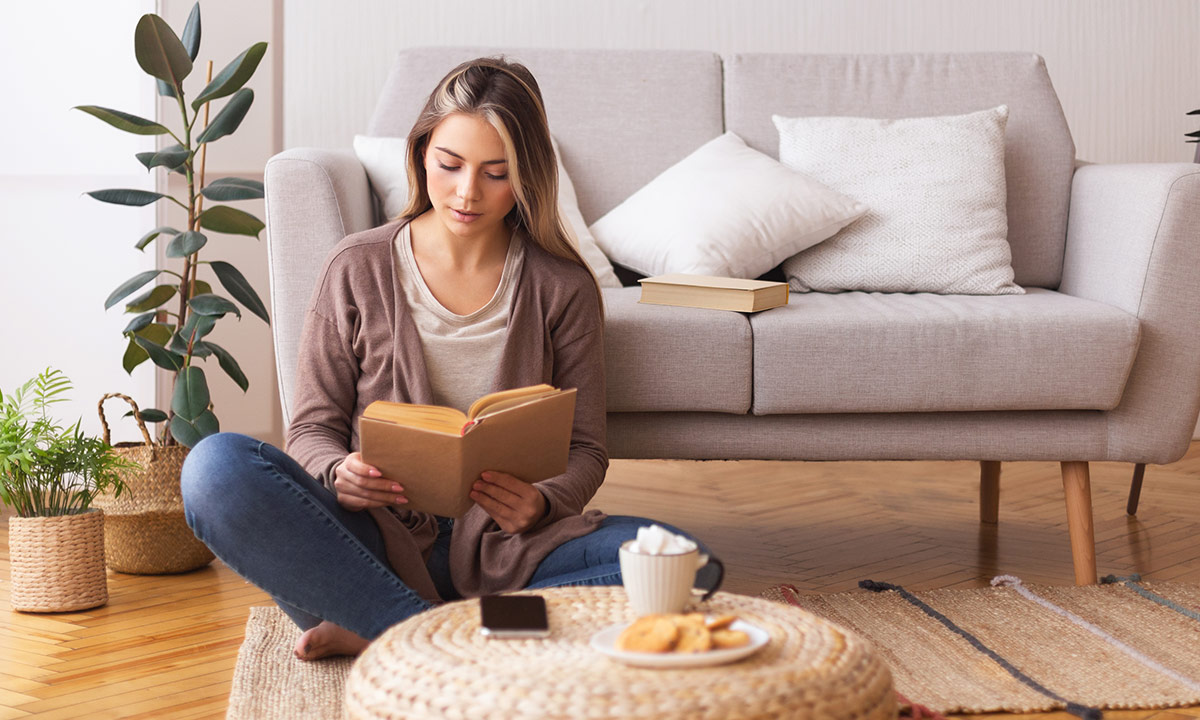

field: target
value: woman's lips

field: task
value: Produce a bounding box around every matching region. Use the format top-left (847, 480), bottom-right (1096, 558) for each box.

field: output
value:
top-left (450, 208), bottom-right (481, 223)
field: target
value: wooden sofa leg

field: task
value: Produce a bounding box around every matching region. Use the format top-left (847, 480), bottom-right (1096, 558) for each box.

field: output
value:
top-left (1126, 463), bottom-right (1146, 516)
top-left (980, 461), bottom-right (1000, 524)
top-left (1060, 461), bottom-right (1098, 585)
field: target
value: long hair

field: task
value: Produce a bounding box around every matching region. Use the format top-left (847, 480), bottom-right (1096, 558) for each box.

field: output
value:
top-left (399, 57), bottom-right (603, 315)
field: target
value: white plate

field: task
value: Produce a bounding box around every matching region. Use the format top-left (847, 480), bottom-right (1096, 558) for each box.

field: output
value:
top-left (589, 619), bottom-right (769, 669)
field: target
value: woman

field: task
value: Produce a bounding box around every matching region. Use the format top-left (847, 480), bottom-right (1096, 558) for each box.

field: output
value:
top-left (181, 57), bottom-right (716, 661)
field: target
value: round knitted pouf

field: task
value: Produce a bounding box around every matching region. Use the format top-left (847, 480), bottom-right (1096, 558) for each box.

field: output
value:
top-left (345, 586), bottom-right (896, 720)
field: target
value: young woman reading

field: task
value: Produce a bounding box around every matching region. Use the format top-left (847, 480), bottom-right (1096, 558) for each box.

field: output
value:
top-left (181, 57), bottom-right (717, 661)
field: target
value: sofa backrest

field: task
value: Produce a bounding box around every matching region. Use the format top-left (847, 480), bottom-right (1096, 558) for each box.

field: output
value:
top-left (725, 53), bottom-right (1076, 289)
top-left (367, 47), bottom-right (724, 225)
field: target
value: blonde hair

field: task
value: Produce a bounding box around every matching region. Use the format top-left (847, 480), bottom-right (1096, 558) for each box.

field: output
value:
top-left (399, 57), bottom-right (603, 315)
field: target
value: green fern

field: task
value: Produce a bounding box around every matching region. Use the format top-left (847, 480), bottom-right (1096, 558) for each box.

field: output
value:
top-left (0, 368), bottom-right (136, 517)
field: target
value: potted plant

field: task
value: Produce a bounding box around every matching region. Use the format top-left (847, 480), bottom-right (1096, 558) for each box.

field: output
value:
top-left (72, 3), bottom-right (269, 573)
top-left (75, 2), bottom-right (270, 448)
top-left (0, 369), bottom-right (134, 612)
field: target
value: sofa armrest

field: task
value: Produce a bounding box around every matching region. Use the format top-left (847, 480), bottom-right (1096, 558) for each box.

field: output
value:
top-left (264, 148), bottom-right (376, 425)
top-left (1060, 162), bottom-right (1200, 462)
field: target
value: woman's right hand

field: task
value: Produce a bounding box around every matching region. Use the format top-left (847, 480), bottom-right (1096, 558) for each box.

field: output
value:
top-left (333, 452), bottom-right (408, 511)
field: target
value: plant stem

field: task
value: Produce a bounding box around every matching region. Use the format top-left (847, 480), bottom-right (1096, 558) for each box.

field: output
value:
top-left (166, 89), bottom-right (196, 448)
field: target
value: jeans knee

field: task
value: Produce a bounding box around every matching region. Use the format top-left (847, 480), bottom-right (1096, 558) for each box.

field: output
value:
top-left (180, 432), bottom-right (259, 519)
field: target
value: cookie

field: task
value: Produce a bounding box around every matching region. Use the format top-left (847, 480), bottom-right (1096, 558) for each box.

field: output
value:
top-left (705, 614), bottom-right (737, 631)
top-left (671, 618), bottom-right (713, 653)
top-left (711, 629), bottom-right (751, 649)
top-left (616, 615), bottom-right (679, 653)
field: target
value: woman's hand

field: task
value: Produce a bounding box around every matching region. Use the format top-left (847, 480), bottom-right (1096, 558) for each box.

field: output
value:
top-left (333, 452), bottom-right (408, 512)
top-left (470, 471), bottom-right (547, 534)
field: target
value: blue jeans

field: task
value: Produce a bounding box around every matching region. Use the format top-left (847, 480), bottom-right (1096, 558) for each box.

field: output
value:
top-left (180, 433), bottom-right (714, 640)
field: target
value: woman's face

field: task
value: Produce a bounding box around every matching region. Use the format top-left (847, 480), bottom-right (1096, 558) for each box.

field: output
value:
top-left (423, 112), bottom-right (517, 241)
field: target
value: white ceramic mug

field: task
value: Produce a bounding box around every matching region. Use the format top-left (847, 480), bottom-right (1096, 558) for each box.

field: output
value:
top-left (618, 540), bottom-right (725, 616)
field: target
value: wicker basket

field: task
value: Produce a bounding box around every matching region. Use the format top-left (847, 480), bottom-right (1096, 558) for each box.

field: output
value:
top-left (9, 508), bottom-right (108, 612)
top-left (94, 393), bottom-right (214, 574)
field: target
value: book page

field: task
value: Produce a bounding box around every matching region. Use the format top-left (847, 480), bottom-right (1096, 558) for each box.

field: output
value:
top-left (361, 402), bottom-right (468, 435)
top-left (467, 384), bottom-right (557, 421)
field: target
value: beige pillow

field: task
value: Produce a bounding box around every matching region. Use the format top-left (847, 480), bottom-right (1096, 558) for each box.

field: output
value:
top-left (589, 132), bottom-right (867, 279)
top-left (352, 134), bottom-right (621, 288)
top-left (773, 106), bottom-right (1022, 295)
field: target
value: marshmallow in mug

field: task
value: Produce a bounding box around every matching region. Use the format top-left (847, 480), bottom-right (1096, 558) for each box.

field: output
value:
top-left (627, 524), bottom-right (697, 555)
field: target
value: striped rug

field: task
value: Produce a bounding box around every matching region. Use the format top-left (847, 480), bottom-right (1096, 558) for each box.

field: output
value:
top-left (761, 576), bottom-right (1200, 718)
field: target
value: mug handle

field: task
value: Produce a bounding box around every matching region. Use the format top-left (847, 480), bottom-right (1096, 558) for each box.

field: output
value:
top-left (692, 554), bottom-right (725, 602)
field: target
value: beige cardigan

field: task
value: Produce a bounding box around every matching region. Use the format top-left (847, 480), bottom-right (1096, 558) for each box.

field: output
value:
top-left (285, 220), bottom-right (608, 601)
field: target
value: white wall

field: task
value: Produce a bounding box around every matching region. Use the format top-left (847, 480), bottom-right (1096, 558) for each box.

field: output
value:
top-left (282, 0), bottom-right (1200, 164)
top-left (0, 1), bottom-right (158, 443)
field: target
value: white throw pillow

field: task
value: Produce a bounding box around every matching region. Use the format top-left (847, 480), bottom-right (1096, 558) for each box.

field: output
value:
top-left (352, 134), bottom-right (621, 288)
top-left (588, 132), bottom-right (868, 279)
top-left (773, 106), bottom-right (1023, 295)
top-left (353, 134), bottom-right (411, 222)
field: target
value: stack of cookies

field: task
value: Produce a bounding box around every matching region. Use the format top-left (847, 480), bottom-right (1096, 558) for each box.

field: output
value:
top-left (615, 613), bottom-right (751, 653)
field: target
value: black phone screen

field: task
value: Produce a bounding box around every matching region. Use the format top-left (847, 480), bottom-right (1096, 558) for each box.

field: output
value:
top-left (479, 594), bottom-right (550, 637)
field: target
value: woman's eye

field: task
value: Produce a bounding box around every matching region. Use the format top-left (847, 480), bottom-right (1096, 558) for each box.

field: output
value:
top-left (486, 173), bottom-right (508, 181)
top-left (437, 162), bottom-right (460, 171)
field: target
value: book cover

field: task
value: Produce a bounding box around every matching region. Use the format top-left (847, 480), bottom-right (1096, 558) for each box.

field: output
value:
top-left (358, 386), bottom-right (576, 517)
top-left (638, 274), bottom-right (789, 313)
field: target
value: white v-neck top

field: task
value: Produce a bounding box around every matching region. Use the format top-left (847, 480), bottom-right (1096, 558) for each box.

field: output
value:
top-left (394, 223), bottom-right (525, 413)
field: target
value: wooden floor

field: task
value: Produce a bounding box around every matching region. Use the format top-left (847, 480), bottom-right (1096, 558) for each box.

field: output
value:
top-left (4, 445), bottom-right (1200, 719)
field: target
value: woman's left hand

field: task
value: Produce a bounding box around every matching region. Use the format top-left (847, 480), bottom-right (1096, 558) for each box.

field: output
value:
top-left (471, 471), bottom-right (548, 534)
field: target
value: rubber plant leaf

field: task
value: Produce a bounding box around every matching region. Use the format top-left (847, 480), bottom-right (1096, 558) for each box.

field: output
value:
top-left (134, 13), bottom-right (192, 90)
top-left (192, 42), bottom-right (267, 109)
top-left (72, 105), bottom-right (170, 135)
top-left (210, 261), bottom-right (269, 323)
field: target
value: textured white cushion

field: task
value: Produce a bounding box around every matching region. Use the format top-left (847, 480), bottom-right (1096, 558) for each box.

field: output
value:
top-left (775, 106), bottom-right (1023, 295)
top-left (352, 134), bottom-right (621, 288)
top-left (353, 134), bottom-right (410, 222)
top-left (588, 132), bottom-right (868, 279)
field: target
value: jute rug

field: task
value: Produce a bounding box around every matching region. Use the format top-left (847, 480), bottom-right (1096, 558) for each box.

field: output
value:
top-left (227, 575), bottom-right (1200, 719)
top-left (226, 606), bottom-right (354, 720)
top-left (763, 575), bottom-right (1200, 717)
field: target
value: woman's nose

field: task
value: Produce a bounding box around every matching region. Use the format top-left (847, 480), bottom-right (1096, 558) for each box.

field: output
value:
top-left (456, 173), bottom-right (480, 201)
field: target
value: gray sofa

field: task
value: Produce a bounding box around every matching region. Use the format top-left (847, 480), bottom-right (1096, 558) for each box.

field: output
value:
top-left (264, 47), bottom-right (1200, 585)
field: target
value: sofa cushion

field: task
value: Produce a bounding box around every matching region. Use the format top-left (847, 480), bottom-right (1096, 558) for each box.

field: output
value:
top-left (603, 288), bottom-right (751, 413)
top-left (750, 288), bottom-right (1139, 414)
top-left (724, 52), bottom-right (1075, 289)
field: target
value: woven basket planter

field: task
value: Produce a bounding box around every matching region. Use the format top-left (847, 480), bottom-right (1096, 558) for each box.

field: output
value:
top-left (9, 508), bottom-right (108, 612)
top-left (93, 393), bottom-right (214, 575)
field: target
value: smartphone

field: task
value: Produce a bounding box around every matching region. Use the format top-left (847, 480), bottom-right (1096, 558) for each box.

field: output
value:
top-left (479, 594), bottom-right (550, 638)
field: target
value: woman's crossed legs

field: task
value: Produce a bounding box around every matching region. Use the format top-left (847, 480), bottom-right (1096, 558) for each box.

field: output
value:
top-left (181, 433), bottom-right (709, 659)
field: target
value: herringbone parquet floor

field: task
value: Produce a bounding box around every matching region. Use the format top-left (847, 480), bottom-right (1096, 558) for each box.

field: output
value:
top-left (3, 446), bottom-right (1200, 719)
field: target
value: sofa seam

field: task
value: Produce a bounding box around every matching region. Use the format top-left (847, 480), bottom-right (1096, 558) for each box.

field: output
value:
top-left (1113, 170), bottom-right (1200, 461)
top-left (1133, 172), bottom-right (1200, 319)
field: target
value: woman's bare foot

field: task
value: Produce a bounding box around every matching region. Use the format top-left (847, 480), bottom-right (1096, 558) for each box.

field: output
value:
top-left (294, 620), bottom-right (370, 661)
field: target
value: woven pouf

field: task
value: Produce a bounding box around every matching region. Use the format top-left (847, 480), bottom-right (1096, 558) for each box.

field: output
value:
top-left (345, 587), bottom-right (897, 720)
top-left (9, 509), bottom-right (108, 612)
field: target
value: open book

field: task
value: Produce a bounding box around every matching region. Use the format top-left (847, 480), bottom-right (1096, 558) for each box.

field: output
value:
top-left (358, 384), bottom-right (576, 517)
top-left (638, 274), bottom-right (789, 313)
